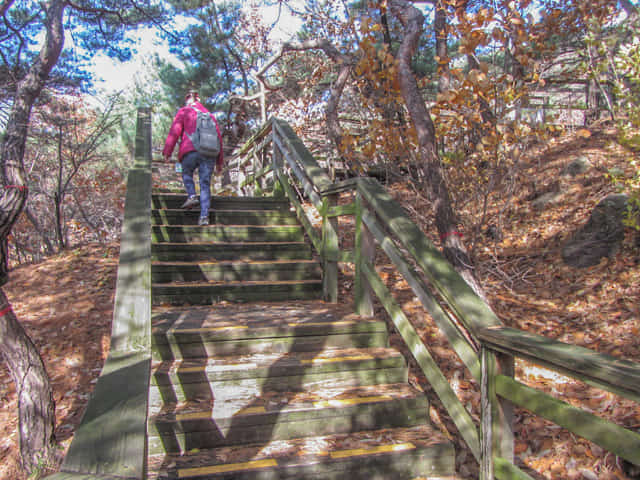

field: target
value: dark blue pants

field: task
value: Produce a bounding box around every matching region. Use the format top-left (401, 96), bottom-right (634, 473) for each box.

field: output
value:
top-left (181, 151), bottom-right (214, 219)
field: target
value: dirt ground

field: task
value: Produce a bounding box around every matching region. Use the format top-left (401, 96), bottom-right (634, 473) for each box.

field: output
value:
top-left (0, 243), bottom-right (118, 480)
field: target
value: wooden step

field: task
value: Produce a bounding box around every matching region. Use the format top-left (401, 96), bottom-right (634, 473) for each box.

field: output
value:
top-left (146, 425), bottom-right (455, 480)
top-left (152, 209), bottom-right (299, 226)
top-left (152, 242), bottom-right (314, 262)
top-left (152, 225), bottom-right (305, 243)
top-left (152, 304), bottom-right (387, 345)
top-left (152, 194), bottom-right (291, 211)
top-left (147, 384), bottom-right (429, 454)
top-left (151, 306), bottom-right (390, 359)
top-left (152, 279), bottom-right (322, 305)
top-left (150, 348), bottom-right (407, 403)
top-left (152, 260), bottom-right (321, 284)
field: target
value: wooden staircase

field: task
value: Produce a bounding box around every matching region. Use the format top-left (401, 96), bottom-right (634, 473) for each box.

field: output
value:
top-left (147, 192), bottom-right (455, 479)
top-left (151, 194), bottom-right (323, 304)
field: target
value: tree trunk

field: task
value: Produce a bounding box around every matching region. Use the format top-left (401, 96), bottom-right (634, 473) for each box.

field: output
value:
top-left (0, 0), bottom-right (66, 473)
top-left (55, 124), bottom-right (66, 250)
top-left (325, 62), bottom-right (353, 161)
top-left (25, 207), bottom-right (55, 255)
top-left (0, 290), bottom-right (57, 472)
top-left (435, 0), bottom-right (450, 93)
top-left (389, 0), bottom-right (487, 300)
top-left (467, 53), bottom-right (497, 150)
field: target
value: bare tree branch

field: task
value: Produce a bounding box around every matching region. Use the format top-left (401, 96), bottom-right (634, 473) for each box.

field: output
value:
top-left (256, 39), bottom-right (349, 90)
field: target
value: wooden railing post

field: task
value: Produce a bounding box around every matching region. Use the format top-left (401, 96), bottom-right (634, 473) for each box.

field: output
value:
top-left (322, 193), bottom-right (339, 303)
top-left (481, 346), bottom-right (515, 480)
top-left (355, 191), bottom-right (375, 317)
top-left (271, 135), bottom-right (285, 199)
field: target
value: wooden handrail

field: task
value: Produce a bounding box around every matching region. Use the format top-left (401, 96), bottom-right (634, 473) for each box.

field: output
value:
top-left (478, 325), bottom-right (640, 401)
top-left (356, 177), bottom-right (502, 339)
top-left (45, 108), bottom-right (152, 480)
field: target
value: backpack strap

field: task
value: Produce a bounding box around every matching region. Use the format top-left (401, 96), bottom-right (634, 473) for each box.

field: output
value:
top-left (189, 104), bottom-right (213, 118)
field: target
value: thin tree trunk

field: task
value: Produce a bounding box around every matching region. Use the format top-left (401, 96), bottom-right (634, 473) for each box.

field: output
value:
top-left (55, 124), bottom-right (66, 250)
top-left (325, 62), bottom-right (353, 159)
top-left (0, 0), bottom-right (66, 473)
top-left (435, 0), bottom-right (450, 92)
top-left (389, 0), bottom-right (487, 300)
top-left (467, 53), bottom-right (497, 150)
top-left (24, 207), bottom-right (55, 255)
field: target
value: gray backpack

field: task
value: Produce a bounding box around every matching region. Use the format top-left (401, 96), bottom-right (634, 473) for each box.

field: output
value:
top-left (187, 106), bottom-right (221, 158)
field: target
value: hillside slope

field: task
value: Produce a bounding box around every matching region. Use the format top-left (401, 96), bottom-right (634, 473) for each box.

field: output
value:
top-left (381, 126), bottom-right (640, 479)
top-left (0, 244), bottom-right (118, 480)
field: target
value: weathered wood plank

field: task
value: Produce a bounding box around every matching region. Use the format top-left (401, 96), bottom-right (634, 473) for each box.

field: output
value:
top-left (240, 163), bottom-right (273, 189)
top-left (133, 107), bottom-right (152, 169)
top-left (481, 349), bottom-right (515, 480)
top-left (45, 473), bottom-right (129, 480)
top-left (361, 209), bottom-right (481, 381)
top-left (361, 261), bottom-right (481, 460)
top-left (274, 168), bottom-right (322, 253)
top-left (494, 457), bottom-right (537, 480)
top-left (61, 353), bottom-right (150, 478)
top-left (322, 194), bottom-right (339, 303)
top-left (272, 118), bottom-right (333, 192)
top-left (357, 177), bottom-right (501, 338)
top-left (320, 177), bottom-right (360, 196)
top-left (495, 374), bottom-right (640, 466)
top-left (355, 194), bottom-right (375, 317)
top-left (479, 326), bottom-right (640, 401)
top-left (236, 117), bottom-right (273, 156)
top-left (327, 203), bottom-right (356, 218)
top-left (272, 134), bottom-right (324, 210)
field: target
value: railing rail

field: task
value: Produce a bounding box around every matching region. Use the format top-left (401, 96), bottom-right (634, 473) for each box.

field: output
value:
top-left (230, 116), bottom-right (640, 480)
top-left (46, 108), bottom-right (152, 480)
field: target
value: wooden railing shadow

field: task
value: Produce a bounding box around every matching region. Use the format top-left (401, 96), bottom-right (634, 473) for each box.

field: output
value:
top-left (228, 117), bottom-right (640, 480)
top-left (45, 108), bottom-right (153, 480)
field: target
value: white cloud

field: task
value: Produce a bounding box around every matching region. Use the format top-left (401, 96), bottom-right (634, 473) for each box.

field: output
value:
top-left (90, 27), bottom-right (181, 93)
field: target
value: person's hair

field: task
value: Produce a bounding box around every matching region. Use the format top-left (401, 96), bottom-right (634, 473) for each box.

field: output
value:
top-left (185, 91), bottom-right (199, 103)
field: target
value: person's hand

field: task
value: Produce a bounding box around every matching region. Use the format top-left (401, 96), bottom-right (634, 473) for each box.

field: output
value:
top-left (164, 154), bottom-right (172, 163)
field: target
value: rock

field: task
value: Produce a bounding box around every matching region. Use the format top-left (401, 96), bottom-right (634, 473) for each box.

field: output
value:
top-left (562, 194), bottom-right (629, 268)
top-left (562, 155), bottom-right (592, 177)
top-left (532, 191), bottom-right (562, 210)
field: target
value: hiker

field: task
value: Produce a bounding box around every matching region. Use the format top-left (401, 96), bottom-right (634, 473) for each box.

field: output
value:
top-left (163, 91), bottom-right (224, 226)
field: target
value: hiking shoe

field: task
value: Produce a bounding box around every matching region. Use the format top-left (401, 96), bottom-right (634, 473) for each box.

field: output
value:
top-left (181, 195), bottom-right (199, 209)
top-left (198, 216), bottom-right (209, 226)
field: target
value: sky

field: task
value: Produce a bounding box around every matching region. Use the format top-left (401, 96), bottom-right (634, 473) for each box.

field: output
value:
top-left (90, 2), bottom-right (303, 94)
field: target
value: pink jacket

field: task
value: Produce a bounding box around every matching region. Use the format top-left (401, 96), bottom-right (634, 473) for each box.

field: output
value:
top-left (162, 101), bottom-right (224, 170)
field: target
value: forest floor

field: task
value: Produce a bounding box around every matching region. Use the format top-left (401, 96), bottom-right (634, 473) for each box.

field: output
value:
top-left (0, 243), bottom-right (119, 480)
top-left (1, 125), bottom-right (639, 480)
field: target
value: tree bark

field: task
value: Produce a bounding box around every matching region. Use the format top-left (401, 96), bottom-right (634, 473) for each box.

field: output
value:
top-left (389, 0), bottom-right (487, 300)
top-left (325, 62), bottom-right (353, 158)
top-left (0, 0), bottom-right (66, 473)
top-left (55, 124), bottom-right (66, 250)
top-left (25, 206), bottom-right (55, 255)
top-left (434, 0), bottom-right (450, 92)
top-left (0, 291), bottom-right (57, 472)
